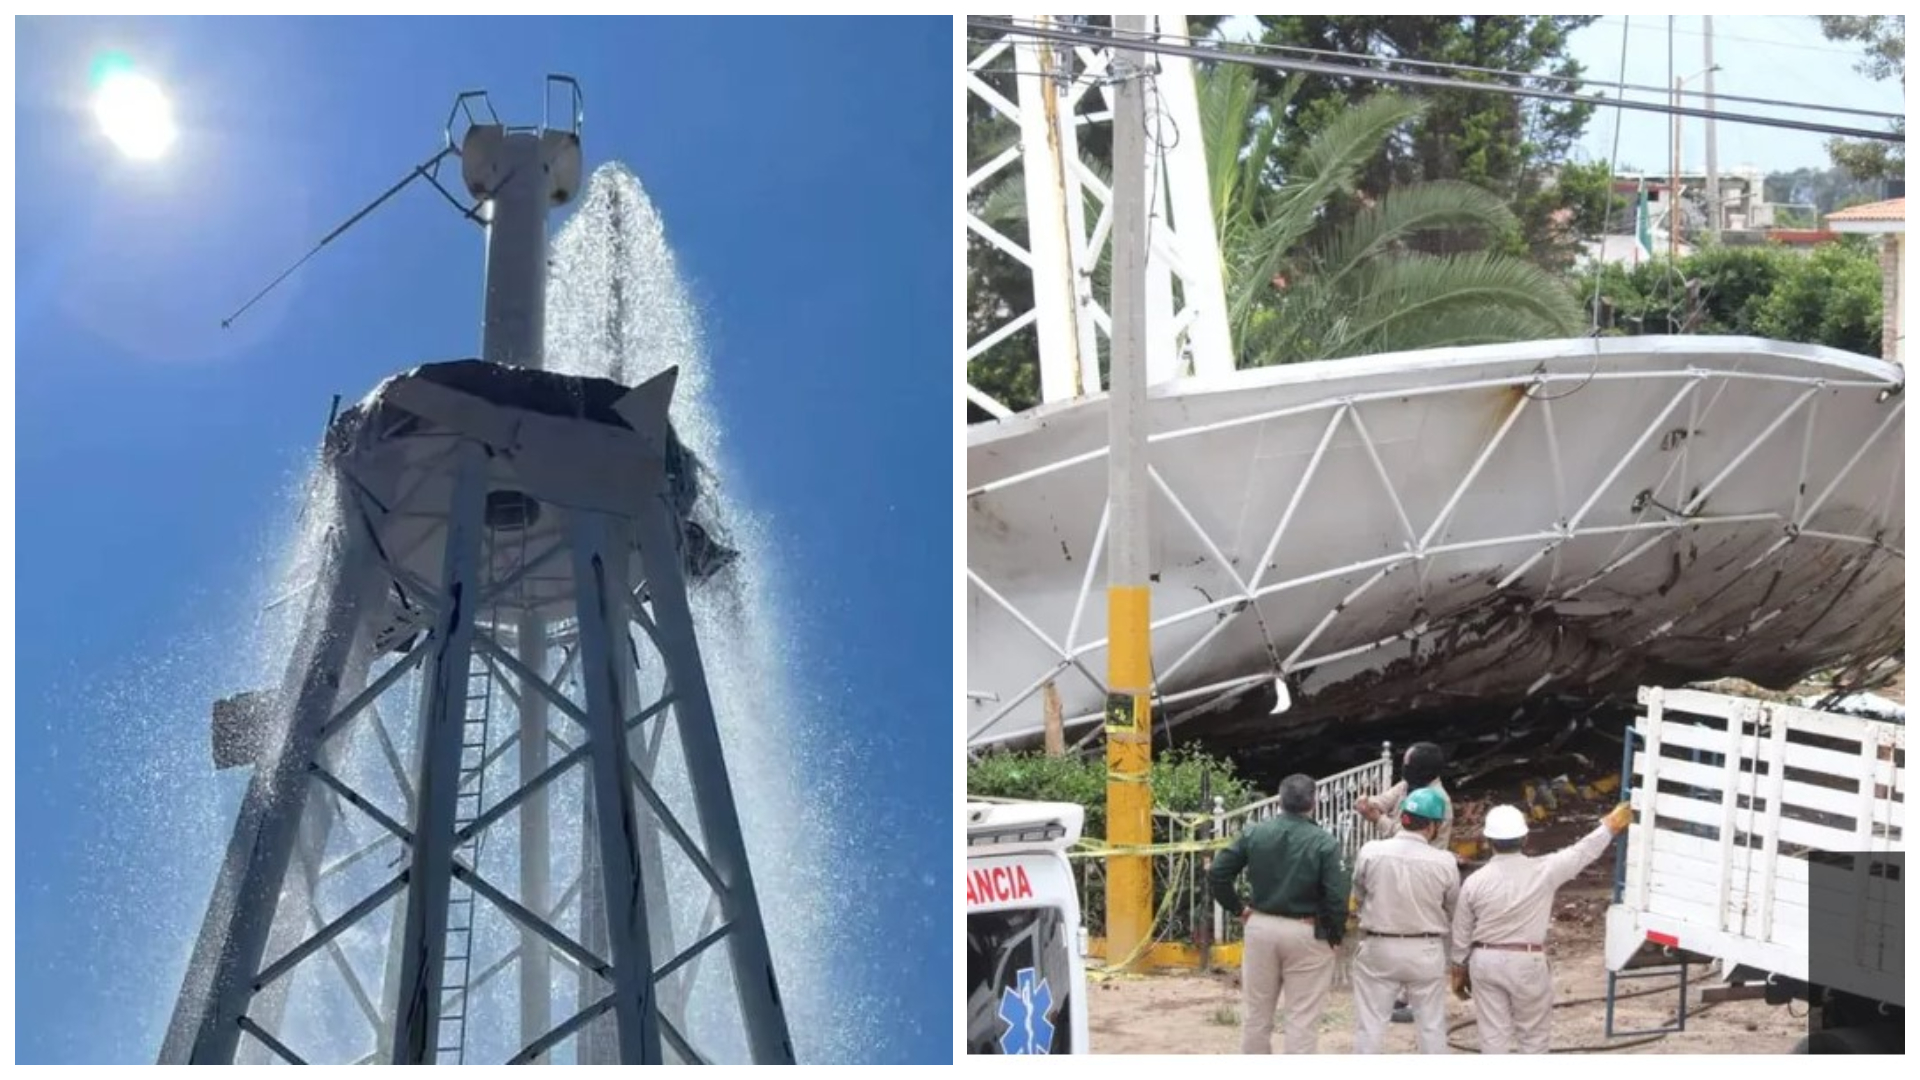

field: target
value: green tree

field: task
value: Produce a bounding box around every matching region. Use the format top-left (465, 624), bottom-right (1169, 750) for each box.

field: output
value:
top-left (1680, 245), bottom-right (1797, 335)
top-left (1203, 67), bottom-right (1584, 365)
top-left (1553, 157), bottom-right (1619, 239)
top-left (1570, 241), bottom-right (1882, 355)
top-left (1753, 241), bottom-right (1884, 356)
top-left (966, 18), bottom-right (1227, 416)
top-left (967, 746), bottom-right (1260, 848)
top-left (1763, 166), bottom-right (1883, 216)
top-left (968, 19), bottom-right (1598, 414)
top-left (1815, 16), bottom-right (1905, 182)
top-left (968, 746), bottom-right (1262, 939)
top-left (1246, 16), bottom-right (1601, 260)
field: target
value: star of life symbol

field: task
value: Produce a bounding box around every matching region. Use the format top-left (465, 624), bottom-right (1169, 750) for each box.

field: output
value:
top-left (996, 967), bottom-right (1056, 1054)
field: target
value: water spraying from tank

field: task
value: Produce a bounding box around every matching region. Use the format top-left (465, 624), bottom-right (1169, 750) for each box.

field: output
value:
top-left (544, 160), bottom-right (863, 1062)
top-left (154, 83), bottom-right (856, 1065)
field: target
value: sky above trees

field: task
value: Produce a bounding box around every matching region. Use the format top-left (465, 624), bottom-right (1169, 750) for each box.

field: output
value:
top-left (1211, 15), bottom-right (1905, 175)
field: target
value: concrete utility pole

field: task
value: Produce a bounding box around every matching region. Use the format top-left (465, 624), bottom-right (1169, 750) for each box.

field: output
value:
top-left (1671, 75), bottom-right (1682, 261)
top-left (1105, 13), bottom-right (1154, 972)
top-left (1704, 16), bottom-right (1721, 244)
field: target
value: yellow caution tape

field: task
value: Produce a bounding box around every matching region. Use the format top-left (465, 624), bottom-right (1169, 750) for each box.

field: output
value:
top-left (1069, 836), bottom-right (1230, 859)
top-left (1086, 835), bottom-right (1196, 977)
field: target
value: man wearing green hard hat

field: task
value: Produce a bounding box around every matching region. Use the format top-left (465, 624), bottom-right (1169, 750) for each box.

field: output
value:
top-left (1348, 785), bottom-right (1459, 1053)
top-left (1449, 800), bottom-right (1634, 1053)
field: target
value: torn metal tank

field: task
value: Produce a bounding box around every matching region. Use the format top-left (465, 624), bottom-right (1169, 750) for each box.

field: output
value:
top-left (325, 358), bottom-right (739, 620)
top-left (967, 337), bottom-right (1904, 753)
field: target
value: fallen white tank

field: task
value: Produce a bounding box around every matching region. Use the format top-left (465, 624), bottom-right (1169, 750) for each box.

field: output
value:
top-left (967, 337), bottom-right (1904, 751)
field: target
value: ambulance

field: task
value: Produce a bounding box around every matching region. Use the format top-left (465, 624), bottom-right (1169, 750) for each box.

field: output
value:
top-left (964, 800), bottom-right (1090, 1055)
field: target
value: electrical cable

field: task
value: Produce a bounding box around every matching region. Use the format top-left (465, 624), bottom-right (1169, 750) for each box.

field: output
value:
top-left (966, 18), bottom-right (1905, 143)
top-left (968, 24), bottom-right (1902, 121)
top-left (1083, 20), bottom-right (1903, 120)
top-left (1446, 977), bottom-right (1725, 1052)
top-left (1595, 15), bottom-right (1877, 60)
top-left (1528, 15), bottom-right (1638, 405)
top-left (220, 146), bottom-right (458, 329)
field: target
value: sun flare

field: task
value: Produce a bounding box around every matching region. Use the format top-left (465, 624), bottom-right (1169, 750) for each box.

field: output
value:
top-left (93, 64), bottom-right (177, 160)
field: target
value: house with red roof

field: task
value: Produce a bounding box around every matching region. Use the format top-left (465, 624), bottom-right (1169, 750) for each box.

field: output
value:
top-left (1825, 198), bottom-right (1905, 364)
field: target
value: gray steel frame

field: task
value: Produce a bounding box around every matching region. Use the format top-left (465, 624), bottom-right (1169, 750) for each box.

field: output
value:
top-left (163, 90), bottom-right (792, 1066)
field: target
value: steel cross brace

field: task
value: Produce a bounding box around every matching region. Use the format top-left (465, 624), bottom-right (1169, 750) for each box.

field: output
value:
top-left (980, 371), bottom-right (1897, 684)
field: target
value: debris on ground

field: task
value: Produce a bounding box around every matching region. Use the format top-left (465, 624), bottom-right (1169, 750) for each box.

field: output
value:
top-left (1088, 888), bottom-right (1799, 1055)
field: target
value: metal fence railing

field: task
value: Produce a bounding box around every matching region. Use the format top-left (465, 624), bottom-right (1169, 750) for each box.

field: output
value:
top-left (1210, 743), bottom-right (1396, 956)
top-left (1039, 743), bottom-right (1397, 973)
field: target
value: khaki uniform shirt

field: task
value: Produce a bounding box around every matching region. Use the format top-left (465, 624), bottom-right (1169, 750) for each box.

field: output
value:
top-left (1450, 823), bottom-right (1615, 959)
top-left (1353, 832), bottom-right (1461, 944)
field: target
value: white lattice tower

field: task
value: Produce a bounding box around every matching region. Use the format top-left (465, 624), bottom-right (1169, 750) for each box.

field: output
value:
top-left (966, 14), bottom-right (1232, 417)
top-left (160, 82), bottom-right (793, 1066)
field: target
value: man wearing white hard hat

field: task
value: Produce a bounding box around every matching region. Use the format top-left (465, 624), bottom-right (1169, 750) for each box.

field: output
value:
top-left (1448, 801), bottom-right (1634, 1053)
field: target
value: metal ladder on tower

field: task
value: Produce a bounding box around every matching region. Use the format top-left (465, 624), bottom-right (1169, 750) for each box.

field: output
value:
top-left (437, 645), bottom-right (497, 1063)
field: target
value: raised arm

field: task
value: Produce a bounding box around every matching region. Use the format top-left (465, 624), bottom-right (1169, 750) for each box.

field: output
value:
top-left (1357, 779), bottom-right (1407, 822)
top-left (1543, 804), bottom-right (1633, 888)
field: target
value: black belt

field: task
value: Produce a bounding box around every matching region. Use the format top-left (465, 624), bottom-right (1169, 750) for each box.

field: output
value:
top-left (1256, 910), bottom-right (1319, 921)
top-left (1365, 931), bottom-right (1443, 939)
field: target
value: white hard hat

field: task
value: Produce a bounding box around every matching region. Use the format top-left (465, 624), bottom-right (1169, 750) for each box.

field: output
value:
top-left (1484, 804), bottom-right (1530, 841)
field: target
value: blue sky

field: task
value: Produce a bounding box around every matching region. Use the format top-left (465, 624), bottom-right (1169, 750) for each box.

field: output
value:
top-left (12, 16), bottom-right (951, 1064)
top-left (1213, 15), bottom-right (1905, 174)
top-left (1564, 15), bottom-right (1905, 175)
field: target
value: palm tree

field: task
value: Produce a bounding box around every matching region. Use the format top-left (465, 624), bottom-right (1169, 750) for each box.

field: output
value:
top-left (1201, 63), bottom-right (1585, 366)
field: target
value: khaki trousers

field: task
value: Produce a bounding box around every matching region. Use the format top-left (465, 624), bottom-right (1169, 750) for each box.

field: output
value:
top-left (1468, 949), bottom-right (1555, 1054)
top-left (1239, 913), bottom-right (1336, 1054)
top-left (1351, 936), bottom-right (1450, 1054)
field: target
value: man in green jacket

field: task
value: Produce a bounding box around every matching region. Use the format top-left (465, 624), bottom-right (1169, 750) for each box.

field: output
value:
top-left (1209, 774), bottom-right (1351, 1054)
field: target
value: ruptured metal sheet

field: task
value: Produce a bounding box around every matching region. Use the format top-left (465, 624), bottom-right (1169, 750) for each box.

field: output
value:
top-left (967, 337), bottom-right (1905, 751)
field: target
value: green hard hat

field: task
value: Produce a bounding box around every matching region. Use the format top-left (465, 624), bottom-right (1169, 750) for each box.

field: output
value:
top-left (1401, 786), bottom-right (1447, 822)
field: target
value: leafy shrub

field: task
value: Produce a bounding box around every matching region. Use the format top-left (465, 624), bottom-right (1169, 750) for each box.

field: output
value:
top-left (968, 746), bottom-right (1262, 941)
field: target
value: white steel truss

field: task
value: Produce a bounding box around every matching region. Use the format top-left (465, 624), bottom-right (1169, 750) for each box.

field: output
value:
top-left (965, 14), bottom-right (1232, 416)
top-left (165, 84), bottom-right (791, 1066)
top-left (163, 366), bottom-right (793, 1065)
top-left (967, 338), bottom-right (1905, 748)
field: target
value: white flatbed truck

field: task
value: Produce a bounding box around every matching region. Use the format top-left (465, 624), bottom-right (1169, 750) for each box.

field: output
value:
top-left (1605, 686), bottom-right (1904, 1051)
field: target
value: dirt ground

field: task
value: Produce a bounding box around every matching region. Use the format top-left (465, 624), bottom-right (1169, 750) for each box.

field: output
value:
top-left (1085, 671), bottom-right (1895, 1054)
top-left (1089, 877), bottom-right (1805, 1055)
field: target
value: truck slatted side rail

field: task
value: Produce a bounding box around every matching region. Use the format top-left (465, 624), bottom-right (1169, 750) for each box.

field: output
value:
top-left (1605, 686), bottom-right (1905, 1009)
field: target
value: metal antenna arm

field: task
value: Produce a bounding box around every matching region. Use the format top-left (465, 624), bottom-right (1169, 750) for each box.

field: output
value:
top-left (220, 145), bottom-right (459, 329)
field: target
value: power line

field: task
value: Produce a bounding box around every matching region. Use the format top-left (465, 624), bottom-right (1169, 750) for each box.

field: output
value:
top-left (973, 22), bottom-right (1903, 121)
top-left (1592, 15), bottom-right (1870, 59)
top-left (1190, 22), bottom-right (1902, 120)
top-left (966, 17), bottom-right (1905, 144)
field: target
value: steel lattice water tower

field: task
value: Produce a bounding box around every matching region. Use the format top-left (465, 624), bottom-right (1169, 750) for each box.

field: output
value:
top-left (161, 79), bottom-right (794, 1066)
